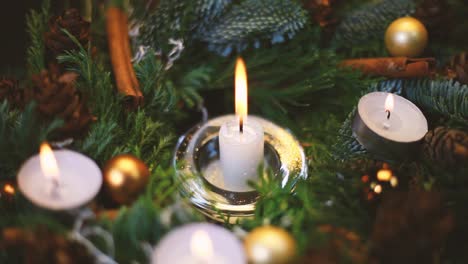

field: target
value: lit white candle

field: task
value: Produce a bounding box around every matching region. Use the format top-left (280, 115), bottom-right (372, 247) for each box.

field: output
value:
top-left (152, 223), bottom-right (245, 264)
top-left (353, 92), bottom-right (428, 159)
top-left (17, 143), bottom-right (102, 210)
top-left (219, 58), bottom-right (264, 192)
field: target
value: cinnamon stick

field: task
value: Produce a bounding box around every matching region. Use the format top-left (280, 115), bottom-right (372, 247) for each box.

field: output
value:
top-left (340, 57), bottom-right (436, 78)
top-left (119, 10), bottom-right (141, 97)
top-left (106, 7), bottom-right (143, 108)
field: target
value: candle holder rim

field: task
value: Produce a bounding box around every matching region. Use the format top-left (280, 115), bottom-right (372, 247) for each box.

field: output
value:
top-left (173, 114), bottom-right (307, 222)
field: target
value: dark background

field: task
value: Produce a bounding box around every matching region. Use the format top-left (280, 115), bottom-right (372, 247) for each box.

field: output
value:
top-left (0, 1), bottom-right (41, 74)
top-left (0, 1), bottom-right (85, 75)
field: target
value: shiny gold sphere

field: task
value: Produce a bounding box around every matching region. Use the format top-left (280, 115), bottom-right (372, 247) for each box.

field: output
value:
top-left (385, 17), bottom-right (428, 57)
top-left (244, 226), bottom-right (297, 264)
top-left (103, 154), bottom-right (150, 205)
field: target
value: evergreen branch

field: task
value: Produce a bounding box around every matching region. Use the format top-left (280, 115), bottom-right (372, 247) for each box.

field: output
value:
top-left (135, 52), bottom-right (213, 111)
top-left (25, 0), bottom-right (50, 76)
top-left (139, 0), bottom-right (307, 56)
top-left (57, 32), bottom-right (117, 117)
top-left (111, 198), bottom-right (164, 263)
top-left (138, 0), bottom-right (198, 54)
top-left (78, 119), bottom-right (120, 163)
top-left (332, 108), bottom-right (368, 162)
top-left (404, 79), bottom-right (468, 122)
top-left (116, 110), bottom-right (174, 164)
top-left (0, 102), bottom-right (61, 179)
top-left (196, 0), bottom-right (308, 56)
top-left (210, 29), bottom-right (371, 127)
top-left (333, 0), bottom-right (415, 47)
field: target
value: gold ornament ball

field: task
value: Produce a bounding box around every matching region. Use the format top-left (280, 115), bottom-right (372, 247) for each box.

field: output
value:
top-left (103, 154), bottom-right (150, 205)
top-left (385, 17), bottom-right (428, 57)
top-left (244, 226), bottom-right (297, 264)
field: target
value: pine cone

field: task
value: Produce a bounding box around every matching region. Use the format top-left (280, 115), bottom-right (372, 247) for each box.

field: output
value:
top-left (299, 225), bottom-right (367, 264)
top-left (0, 77), bottom-right (25, 108)
top-left (302, 0), bottom-right (339, 28)
top-left (30, 66), bottom-right (95, 139)
top-left (1, 227), bottom-right (95, 264)
top-left (370, 191), bottom-right (454, 264)
top-left (423, 127), bottom-right (468, 167)
top-left (44, 9), bottom-right (90, 62)
top-left (443, 52), bottom-right (468, 85)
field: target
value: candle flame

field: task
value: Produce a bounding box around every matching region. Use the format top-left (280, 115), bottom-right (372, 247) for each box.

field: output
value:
top-left (190, 230), bottom-right (214, 260)
top-left (235, 57), bottom-right (248, 126)
top-left (385, 94), bottom-right (394, 112)
top-left (39, 142), bottom-right (60, 182)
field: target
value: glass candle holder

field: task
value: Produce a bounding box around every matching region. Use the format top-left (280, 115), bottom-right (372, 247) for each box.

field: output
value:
top-left (173, 115), bottom-right (307, 223)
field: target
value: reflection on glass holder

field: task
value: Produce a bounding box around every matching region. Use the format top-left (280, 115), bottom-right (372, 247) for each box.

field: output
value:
top-left (173, 115), bottom-right (307, 223)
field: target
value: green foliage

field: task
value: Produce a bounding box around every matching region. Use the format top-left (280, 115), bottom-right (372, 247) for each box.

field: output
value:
top-left (404, 79), bottom-right (468, 122)
top-left (112, 198), bottom-right (164, 263)
top-left (6, 1), bottom-right (468, 263)
top-left (196, 0), bottom-right (308, 56)
top-left (241, 161), bottom-right (369, 252)
top-left (25, 0), bottom-right (50, 76)
top-left (113, 110), bottom-right (174, 164)
top-left (333, 108), bottom-right (368, 161)
top-left (135, 53), bottom-right (212, 111)
top-left (139, 0), bottom-right (308, 56)
top-left (209, 29), bottom-right (372, 127)
top-left (57, 37), bottom-right (177, 168)
top-left (333, 0), bottom-right (415, 48)
top-left (0, 102), bottom-right (61, 178)
top-left (138, 0), bottom-right (197, 53)
top-left (57, 30), bottom-right (117, 117)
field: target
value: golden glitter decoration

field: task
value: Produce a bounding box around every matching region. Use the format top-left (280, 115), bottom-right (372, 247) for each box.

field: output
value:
top-left (385, 17), bottom-right (428, 57)
top-left (103, 154), bottom-right (150, 205)
top-left (244, 226), bottom-right (297, 264)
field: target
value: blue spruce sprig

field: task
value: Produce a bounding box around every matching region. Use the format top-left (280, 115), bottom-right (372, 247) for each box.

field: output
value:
top-left (196, 0), bottom-right (308, 56)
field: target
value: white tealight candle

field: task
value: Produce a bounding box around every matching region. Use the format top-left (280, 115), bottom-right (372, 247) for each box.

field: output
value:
top-left (219, 118), bottom-right (264, 192)
top-left (218, 57), bottom-right (264, 192)
top-left (152, 223), bottom-right (246, 264)
top-left (17, 143), bottom-right (102, 210)
top-left (352, 92), bottom-right (428, 159)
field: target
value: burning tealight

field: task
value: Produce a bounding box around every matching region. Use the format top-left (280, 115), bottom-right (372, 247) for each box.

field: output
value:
top-left (352, 92), bottom-right (428, 160)
top-left (218, 57), bottom-right (264, 192)
top-left (17, 143), bottom-right (102, 210)
top-left (152, 223), bottom-right (246, 264)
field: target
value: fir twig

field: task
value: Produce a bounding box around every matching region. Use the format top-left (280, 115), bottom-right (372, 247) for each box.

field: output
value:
top-left (0, 102), bottom-right (61, 179)
top-left (404, 79), bottom-right (468, 122)
top-left (196, 0), bottom-right (308, 56)
top-left (26, 0), bottom-right (50, 76)
top-left (333, 0), bottom-right (415, 47)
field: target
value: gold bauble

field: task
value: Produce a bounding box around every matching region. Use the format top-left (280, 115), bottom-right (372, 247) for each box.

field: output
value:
top-left (244, 226), bottom-right (297, 264)
top-left (385, 17), bottom-right (428, 57)
top-left (103, 154), bottom-right (150, 205)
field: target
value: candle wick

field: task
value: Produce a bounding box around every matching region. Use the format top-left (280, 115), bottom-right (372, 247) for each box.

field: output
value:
top-left (385, 110), bottom-right (391, 120)
top-left (49, 178), bottom-right (61, 198)
top-left (239, 117), bottom-right (244, 133)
